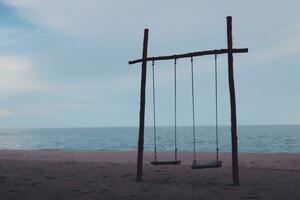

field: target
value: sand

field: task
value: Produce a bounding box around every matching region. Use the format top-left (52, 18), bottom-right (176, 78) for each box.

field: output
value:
top-left (0, 150), bottom-right (299, 200)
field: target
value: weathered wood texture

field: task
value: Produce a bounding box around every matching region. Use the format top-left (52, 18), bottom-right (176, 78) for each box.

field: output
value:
top-left (136, 29), bottom-right (149, 182)
top-left (129, 48), bottom-right (248, 65)
top-left (226, 16), bottom-right (240, 186)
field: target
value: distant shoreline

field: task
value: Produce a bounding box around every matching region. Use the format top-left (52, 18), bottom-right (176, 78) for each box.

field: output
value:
top-left (1, 124), bottom-right (300, 130)
top-left (1, 149), bottom-right (300, 154)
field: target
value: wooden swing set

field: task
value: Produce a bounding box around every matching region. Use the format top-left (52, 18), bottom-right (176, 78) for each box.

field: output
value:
top-left (128, 16), bottom-right (248, 186)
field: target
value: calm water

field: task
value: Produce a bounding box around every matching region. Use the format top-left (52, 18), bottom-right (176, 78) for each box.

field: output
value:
top-left (0, 125), bottom-right (299, 153)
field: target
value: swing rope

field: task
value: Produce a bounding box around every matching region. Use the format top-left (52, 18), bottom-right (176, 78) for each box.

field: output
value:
top-left (190, 57), bottom-right (196, 164)
top-left (214, 54), bottom-right (219, 161)
top-left (174, 58), bottom-right (178, 161)
top-left (152, 60), bottom-right (157, 161)
top-left (152, 59), bottom-right (179, 162)
top-left (191, 55), bottom-right (220, 164)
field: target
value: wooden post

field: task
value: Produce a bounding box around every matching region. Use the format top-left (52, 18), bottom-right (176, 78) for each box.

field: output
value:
top-left (136, 29), bottom-right (149, 181)
top-left (226, 16), bottom-right (240, 186)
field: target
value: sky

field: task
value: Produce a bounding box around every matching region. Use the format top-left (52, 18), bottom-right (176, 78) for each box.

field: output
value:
top-left (0, 0), bottom-right (299, 128)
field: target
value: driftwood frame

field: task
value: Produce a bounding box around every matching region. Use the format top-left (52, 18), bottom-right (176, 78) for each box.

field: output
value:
top-left (128, 16), bottom-right (248, 186)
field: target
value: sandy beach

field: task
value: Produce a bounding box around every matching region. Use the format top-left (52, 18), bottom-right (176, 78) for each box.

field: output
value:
top-left (0, 150), bottom-right (299, 200)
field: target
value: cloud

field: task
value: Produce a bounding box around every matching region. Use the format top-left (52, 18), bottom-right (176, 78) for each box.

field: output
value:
top-left (3, 0), bottom-right (300, 55)
top-left (0, 55), bottom-right (47, 96)
top-left (249, 24), bottom-right (300, 64)
top-left (269, 26), bottom-right (300, 58)
top-left (0, 0), bottom-right (254, 40)
top-left (0, 0), bottom-right (299, 127)
top-left (0, 110), bottom-right (12, 117)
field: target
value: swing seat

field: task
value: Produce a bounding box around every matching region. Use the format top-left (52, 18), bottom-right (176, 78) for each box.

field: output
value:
top-left (191, 160), bottom-right (222, 169)
top-left (151, 160), bottom-right (181, 166)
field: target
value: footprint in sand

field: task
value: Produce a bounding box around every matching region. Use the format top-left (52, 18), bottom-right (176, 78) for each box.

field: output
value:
top-left (70, 189), bottom-right (81, 192)
top-left (244, 195), bottom-right (259, 199)
top-left (121, 174), bottom-right (133, 178)
top-left (221, 187), bottom-right (230, 190)
top-left (30, 182), bottom-right (38, 186)
top-left (81, 190), bottom-right (93, 194)
top-left (244, 192), bottom-right (259, 199)
top-left (45, 176), bottom-right (56, 180)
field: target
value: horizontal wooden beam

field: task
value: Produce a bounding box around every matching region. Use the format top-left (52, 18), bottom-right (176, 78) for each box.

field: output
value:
top-left (128, 48), bottom-right (248, 65)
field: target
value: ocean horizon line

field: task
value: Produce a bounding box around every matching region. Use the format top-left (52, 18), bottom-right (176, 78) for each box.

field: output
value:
top-left (1, 124), bottom-right (300, 130)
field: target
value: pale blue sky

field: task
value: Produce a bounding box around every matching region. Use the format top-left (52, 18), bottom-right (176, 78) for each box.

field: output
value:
top-left (0, 0), bottom-right (299, 128)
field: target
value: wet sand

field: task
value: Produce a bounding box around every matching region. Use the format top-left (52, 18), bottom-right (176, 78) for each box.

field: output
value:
top-left (0, 150), bottom-right (299, 200)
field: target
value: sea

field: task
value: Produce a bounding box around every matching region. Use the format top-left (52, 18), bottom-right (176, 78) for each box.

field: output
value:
top-left (0, 125), bottom-right (299, 153)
